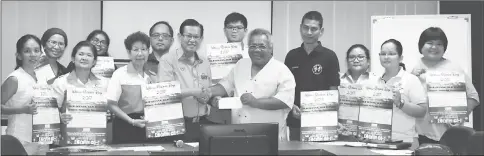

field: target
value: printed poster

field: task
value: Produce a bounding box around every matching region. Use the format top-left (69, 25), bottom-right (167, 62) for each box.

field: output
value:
top-left (427, 70), bottom-right (467, 124)
top-left (32, 84), bottom-right (61, 144)
top-left (300, 90), bottom-right (339, 142)
top-left (64, 88), bottom-right (107, 145)
top-left (91, 56), bottom-right (115, 78)
top-left (358, 84), bottom-right (394, 143)
top-left (142, 81), bottom-right (184, 138)
top-left (207, 43), bottom-right (244, 81)
top-left (338, 83), bottom-right (363, 137)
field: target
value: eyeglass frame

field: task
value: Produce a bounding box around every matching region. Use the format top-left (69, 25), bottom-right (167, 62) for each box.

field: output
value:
top-left (225, 26), bottom-right (245, 32)
top-left (348, 55), bottom-right (367, 61)
top-left (90, 39), bottom-right (108, 46)
top-left (47, 40), bottom-right (66, 47)
top-left (181, 34), bottom-right (202, 40)
top-left (378, 52), bottom-right (399, 57)
top-left (248, 44), bottom-right (269, 51)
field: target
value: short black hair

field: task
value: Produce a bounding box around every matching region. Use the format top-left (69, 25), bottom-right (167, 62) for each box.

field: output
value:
top-left (224, 12), bottom-right (248, 28)
top-left (418, 27), bottom-right (448, 54)
top-left (41, 27), bottom-right (68, 48)
top-left (124, 31), bottom-right (150, 51)
top-left (149, 21), bottom-right (174, 37)
top-left (346, 44), bottom-right (370, 60)
top-left (179, 19), bottom-right (204, 37)
top-left (301, 11), bottom-right (323, 28)
top-left (15, 34), bottom-right (41, 69)
top-left (71, 40), bottom-right (98, 61)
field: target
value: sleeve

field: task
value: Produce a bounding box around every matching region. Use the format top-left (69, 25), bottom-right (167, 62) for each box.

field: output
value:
top-left (157, 56), bottom-right (176, 82)
top-left (218, 66), bottom-right (236, 97)
top-left (273, 65), bottom-right (296, 109)
top-left (106, 71), bottom-right (122, 102)
top-left (462, 71), bottom-right (480, 103)
top-left (406, 74), bottom-right (428, 106)
top-left (51, 77), bottom-right (66, 108)
top-left (325, 51), bottom-right (341, 87)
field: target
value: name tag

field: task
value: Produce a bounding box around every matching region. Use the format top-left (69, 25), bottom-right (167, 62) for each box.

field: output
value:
top-left (291, 66), bottom-right (299, 70)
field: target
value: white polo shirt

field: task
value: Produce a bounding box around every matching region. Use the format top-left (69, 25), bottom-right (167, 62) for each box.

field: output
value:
top-left (219, 57), bottom-right (296, 141)
top-left (378, 68), bottom-right (428, 143)
top-left (339, 70), bottom-right (379, 85)
top-left (51, 71), bottom-right (109, 108)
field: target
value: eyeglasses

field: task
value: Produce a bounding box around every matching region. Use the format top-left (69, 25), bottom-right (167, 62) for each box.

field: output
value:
top-left (91, 39), bottom-right (107, 46)
top-left (348, 55), bottom-right (367, 61)
top-left (248, 45), bottom-right (268, 50)
top-left (47, 40), bottom-right (65, 47)
top-left (151, 33), bottom-right (172, 40)
top-left (378, 53), bottom-right (398, 57)
top-left (182, 34), bottom-right (201, 40)
top-left (225, 26), bottom-right (245, 32)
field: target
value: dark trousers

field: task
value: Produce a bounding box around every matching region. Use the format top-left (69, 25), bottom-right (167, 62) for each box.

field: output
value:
top-left (289, 127), bottom-right (301, 141)
top-left (418, 135), bottom-right (439, 145)
top-left (112, 113), bottom-right (216, 144)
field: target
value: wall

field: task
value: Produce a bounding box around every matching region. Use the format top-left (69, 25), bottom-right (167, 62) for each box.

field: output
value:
top-left (1, 1), bottom-right (101, 82)
top-left (102, 1), bottom-right (272, 59)
top-left (272, 1), bottom-right (438, 72)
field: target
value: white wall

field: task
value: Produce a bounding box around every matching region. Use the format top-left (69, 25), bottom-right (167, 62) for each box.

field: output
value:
top-left (102, 1), bottom-right (272, 59)
top-left (272, 1), bottom-right (438, 72)
top-left (1, 1), bottom-right (101, 82)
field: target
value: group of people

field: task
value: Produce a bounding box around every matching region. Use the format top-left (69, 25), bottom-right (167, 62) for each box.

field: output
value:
top-left (1, 10), bottom-right (480, 154)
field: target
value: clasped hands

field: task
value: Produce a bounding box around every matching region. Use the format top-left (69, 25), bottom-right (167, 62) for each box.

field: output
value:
top-left (195, 89), bottom-right (258, 108)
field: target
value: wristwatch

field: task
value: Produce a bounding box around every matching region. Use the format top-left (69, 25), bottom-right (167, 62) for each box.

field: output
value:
top-left (398, 98), bottom-right (405, 109)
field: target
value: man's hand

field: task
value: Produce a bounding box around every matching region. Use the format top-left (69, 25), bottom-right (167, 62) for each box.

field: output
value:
top-left (240, 93), bottom-right (257, 106)
top-left (210, 96), bottom-right (222, 108)
top-left (195, 87), bottom-right (212, 104)
top-left (291, 105), bottom-right (301, 119)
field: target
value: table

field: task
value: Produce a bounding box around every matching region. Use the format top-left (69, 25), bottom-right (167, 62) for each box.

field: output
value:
top-left (63, 141), bottom-right (387, 155)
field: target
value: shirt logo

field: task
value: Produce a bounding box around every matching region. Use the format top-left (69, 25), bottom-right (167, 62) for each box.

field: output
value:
top-left (312, 64), bottom-right (323, 75)
top-left (201, 73), bottom-right (208, 80)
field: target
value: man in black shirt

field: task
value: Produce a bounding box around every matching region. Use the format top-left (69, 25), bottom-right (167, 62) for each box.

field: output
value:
top-left (284, 11), bottom-right (340, 141)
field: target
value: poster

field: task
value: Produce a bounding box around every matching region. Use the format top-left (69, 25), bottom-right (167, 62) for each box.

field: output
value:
top-left (64, 88), bottom-right (107, 145)
top-left (337, 83), bottom-right (363, 137)
top-left (32, 84), bottom-right (61, 144)
top-left (207, 43), bottom-right (244, 81)
top-left (358, 84), bottom-right (394, 143)
top-left (142, 81), bottom-right (184, 138)
top-left (91, 56), bottom-right (115, 78)
top-left (426, 70), bottom-right (467, 124)
top-left (300, 90), bottom-right (339, 142)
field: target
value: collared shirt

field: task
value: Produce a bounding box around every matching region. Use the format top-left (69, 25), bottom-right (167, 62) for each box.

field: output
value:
top-left (284, 41), bottom-right (340, 127)
top-left (51, 71), bottom-right (109, 108)
top-left (106, 62), bottom-right (158, 114)
top-left (35, 61), bottom-right (68, 84)
top-left (378, 68), bottom-right (428, 143)
top-left (4, 68), bottom-right (38, 143)
top-left (158, 48), bottom-right (212, 118)
top-left (219, 57), bottom-right (296, 141)
top-left (340, 70), bottom-right (379, 84)
top-left (413, 58), bottom-right (480, 141)
top-left (145, 51), bottom-right (170, 75)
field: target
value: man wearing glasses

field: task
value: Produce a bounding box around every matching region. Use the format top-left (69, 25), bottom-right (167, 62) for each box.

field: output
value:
top-left (157, 19), bottom-right (217, 142)
top-left (207, 12), bottom-right (250, 124)
top-left (147, 21), bottom-right (174, 74)
top-left (206, 28), bottom-right (296, 141)
top-left (223, 12), bottom-right (249, 58)
top-left (284, 11), bottom-right (341, 141)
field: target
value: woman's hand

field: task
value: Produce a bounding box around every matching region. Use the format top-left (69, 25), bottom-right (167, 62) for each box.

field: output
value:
top-left (131, 119), bottom-right (148, 128)
top-left (60, 113), bottom-right (73, 124)
top-left (291, 105), bottom-right (301, 119)
top-left (411, 68), bottom-right (426, 76)
top-left (22, 102), bottom-right (37, 114)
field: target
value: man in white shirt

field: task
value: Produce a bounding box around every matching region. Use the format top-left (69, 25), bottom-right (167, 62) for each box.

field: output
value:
top-left (206, 28), bottom-right (296, 141)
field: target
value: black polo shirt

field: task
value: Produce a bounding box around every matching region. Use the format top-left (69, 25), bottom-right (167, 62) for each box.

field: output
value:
top-left (284, 41), bottom-right (340, 128)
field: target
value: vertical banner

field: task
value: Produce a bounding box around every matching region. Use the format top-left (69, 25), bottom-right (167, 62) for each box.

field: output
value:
top-left (91, 56), bottom-right (115, 78)
top-left (337, 84), bottom-right (363, 138)
top-left (300, 90), bottom-right (339, 142)
top-left (358, 84), bottom-right (394, 143)
top-left (32, 84), bottom-right (61, 144)
top-left (207, 43), bottom-right (244, 82)
top-left (142, 81), bottom-right (184, 138)
top-left (426, 70), bottom-right (468, 124)
top-left (65, 88), bottom-right (107, 145)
